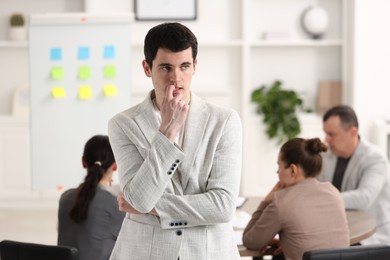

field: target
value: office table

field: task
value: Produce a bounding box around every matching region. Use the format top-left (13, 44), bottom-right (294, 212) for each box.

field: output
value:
top-left (237, 197), bottom-right (377, 257)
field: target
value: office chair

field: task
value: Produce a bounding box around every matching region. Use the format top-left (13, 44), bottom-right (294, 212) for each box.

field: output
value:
top-left (0, 240), bottom-right (78, 260)
top-left (303, 244), bottom-right (390, 260)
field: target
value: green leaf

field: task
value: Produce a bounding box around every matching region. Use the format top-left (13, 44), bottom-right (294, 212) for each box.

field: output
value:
top-left (250, 80), bottom-right (306, 143)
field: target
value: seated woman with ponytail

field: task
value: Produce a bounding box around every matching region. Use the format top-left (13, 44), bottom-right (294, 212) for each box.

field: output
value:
top-left (57, 135), bottom-right (125, 260)
top-left (242, 138), bottom-right (350, 260)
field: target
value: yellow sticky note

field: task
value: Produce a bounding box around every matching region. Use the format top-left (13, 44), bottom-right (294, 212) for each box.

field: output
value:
top-left (51, 87), bottom-right (66, 98)
top-left (103, 84), bottom-right (118, 96)
top-left (103, 65), bottom-right (116, 78)
top-left (78, 86), bottom-right (92, 100)
top-left (78, 66), bottom-right (91, 80)
top-left (51, 67), bottom-right (64, 80)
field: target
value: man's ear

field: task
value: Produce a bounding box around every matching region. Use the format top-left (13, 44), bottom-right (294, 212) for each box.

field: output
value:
top-left (192, 58), bottom-right (198, 74)
top-left (142, 60), bottom-right (152, 77)
top-left (113, 162), bottom-right (117, 171)
top-left (350, 126), bottom-right (358, 137)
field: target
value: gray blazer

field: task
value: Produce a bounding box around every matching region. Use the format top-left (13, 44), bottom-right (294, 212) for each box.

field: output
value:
top-left (58, 185), bottom-right (125, 260)
top-left (319, 138), bottom-right (390, 245)
top-left (108, 91), bottom-right (242, 260)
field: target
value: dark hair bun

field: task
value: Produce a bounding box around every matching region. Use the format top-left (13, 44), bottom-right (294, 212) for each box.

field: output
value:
top-left (306, 138), bottom-right (328, 154)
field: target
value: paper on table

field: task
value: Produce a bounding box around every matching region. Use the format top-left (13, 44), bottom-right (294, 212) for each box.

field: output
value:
top-left (231, 210), bottom-right (251, 229)
top-left (236, 196), bottom-right (247, 208)
top-left (234, 230), bottom-right (244, 245)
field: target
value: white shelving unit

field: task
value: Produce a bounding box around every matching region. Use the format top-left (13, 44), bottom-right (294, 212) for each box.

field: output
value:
top-left (0, 40), bottom-right (28, 47)
top-left (0, 0), bottom-right (349, 204)
top-left (238, 0), bottom-right (345, 195)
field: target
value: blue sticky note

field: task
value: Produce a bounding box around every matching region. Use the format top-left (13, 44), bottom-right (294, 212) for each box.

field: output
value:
top-left (103, 45), bottom-right (115, 59)
top-left (50, 48), bottom-right (62, 61)
top-left (78, 47), bottom-right (90, 60)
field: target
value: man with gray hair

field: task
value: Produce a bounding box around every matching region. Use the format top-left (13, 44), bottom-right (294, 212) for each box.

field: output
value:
top-left (319, 105), bottom-right (390, 245)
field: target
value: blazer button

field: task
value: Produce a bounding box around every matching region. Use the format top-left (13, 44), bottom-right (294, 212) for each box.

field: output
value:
top-left (184, 222), bottom-right (187, 226)
top-left (170, 222), bottom-right (174, 226)
top-left (176, 230), bottom-right (182, 236)
top-left (167, 171), bottom-right (172, 175)
top-left (175, 159), bottom-right (180, 163)
top-left (170, 167), bottom-right (175, 171)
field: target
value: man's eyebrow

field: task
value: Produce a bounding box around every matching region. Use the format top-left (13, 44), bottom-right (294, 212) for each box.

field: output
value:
top-left (157, 62), bottom-right (192, 67)
top-left (157, 63), bottom-right (172, 67)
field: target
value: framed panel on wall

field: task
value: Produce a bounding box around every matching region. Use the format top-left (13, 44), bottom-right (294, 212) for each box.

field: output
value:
top-left (135, 0), bottom-right (197, 21)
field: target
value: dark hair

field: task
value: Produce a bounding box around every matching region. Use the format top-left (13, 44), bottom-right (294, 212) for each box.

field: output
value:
top-left (280, 137), bottom-right (328, 178)
top-left (69, 135), bottom-right (115, 223)
top-left (323, 105), bottom-right (359, 130)
top-left (144, 22), bottom-right (198, 68)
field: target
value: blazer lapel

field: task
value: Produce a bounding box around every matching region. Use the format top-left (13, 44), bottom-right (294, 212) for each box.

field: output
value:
top-left (133, 94), bottom-right (160, 146)
top-left (180, 94), bottom-right (210, 191)
top-left (341, 140), bottom-right (364, 190)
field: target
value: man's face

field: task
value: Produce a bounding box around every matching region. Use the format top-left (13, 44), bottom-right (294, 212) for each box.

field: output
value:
top-left (323, 115), bottom-right (355, 158)
top-left (142, 47), bottom-right (197, 107)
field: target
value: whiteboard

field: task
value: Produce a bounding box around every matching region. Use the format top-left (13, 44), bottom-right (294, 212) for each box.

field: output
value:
top-left (29, 13), bottom-right (132, 190)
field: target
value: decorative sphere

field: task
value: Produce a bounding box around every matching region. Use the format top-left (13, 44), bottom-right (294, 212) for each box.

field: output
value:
top-left (301, 6), bottom-right (329, 39)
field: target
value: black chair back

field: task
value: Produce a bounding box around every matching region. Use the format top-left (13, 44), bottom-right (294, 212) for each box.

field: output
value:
top-left (0, 240), bottom-right (78, 260)
top-left (303, 244), bottom-right (390, 260)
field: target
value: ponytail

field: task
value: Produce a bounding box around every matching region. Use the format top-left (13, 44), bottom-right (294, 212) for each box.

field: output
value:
top-left (69, 135), bottom-right (115, 223)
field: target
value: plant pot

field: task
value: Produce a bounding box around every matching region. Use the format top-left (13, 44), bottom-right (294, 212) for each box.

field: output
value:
top-left (8, 27), bottom-right (27, 41)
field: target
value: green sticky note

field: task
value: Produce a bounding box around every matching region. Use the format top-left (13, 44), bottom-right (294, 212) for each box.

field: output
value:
top-left (51, 67), bottom-right (64, 80)
top-left (103, 65), bottom-right (116, 78)
top-left (78, 66), bottom-right (91, 80)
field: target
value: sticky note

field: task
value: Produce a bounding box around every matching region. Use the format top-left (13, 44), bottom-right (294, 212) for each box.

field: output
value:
top-left (103, 45), bottom-right (115, 59)
top-left (78, 47), bottom-right (90, 60)
top-left (50, 48), bottom-right (62, 61)
top-left (78, 86), bottom-right (92, 100)
top-left (78, 66), bottom-right (91, 80)
top-left (51, 87), bottom-right (66, 98)
top-left (103, 65), bottom-right (116, 78)
top-left (51, 67), bottom-right (64, 80)
top-left (103, 84), bottom-right (118, 96)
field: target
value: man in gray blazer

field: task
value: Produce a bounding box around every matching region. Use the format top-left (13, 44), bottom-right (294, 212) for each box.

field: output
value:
top-left (107, 22), bottom-right (242, 259)
top-left (318, 105), bottom-right (390, 245)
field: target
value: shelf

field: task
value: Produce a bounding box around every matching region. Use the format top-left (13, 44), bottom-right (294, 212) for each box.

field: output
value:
top-left (0, 40), bottom-right (28, 48)
top-left (131, 39), bottom-right (243, 48)
top-left (250, 39), bottom-right (342, 47)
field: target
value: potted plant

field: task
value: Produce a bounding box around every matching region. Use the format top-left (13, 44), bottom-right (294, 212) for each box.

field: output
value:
top-left (8, 13), bottom-right (27, 41)
top-left (251, 80), bottom-right (308, 143)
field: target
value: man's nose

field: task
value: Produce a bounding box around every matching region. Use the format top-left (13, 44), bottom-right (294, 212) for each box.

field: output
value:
top-left (169, 69), bottom-right (181, 83)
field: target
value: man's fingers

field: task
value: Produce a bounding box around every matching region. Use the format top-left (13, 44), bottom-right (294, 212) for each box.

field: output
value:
top-left (165, 85), bottom-right (175, 100)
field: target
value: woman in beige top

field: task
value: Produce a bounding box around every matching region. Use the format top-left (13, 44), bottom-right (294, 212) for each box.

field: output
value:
top-left (243, 137), bottom-right (349, 260)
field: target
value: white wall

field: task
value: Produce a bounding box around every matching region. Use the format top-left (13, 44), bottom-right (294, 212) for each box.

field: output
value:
top-left (0, 0), bottom-right (83, 115)
top-left (1, 0), bottom-right (390, 204)
top-left (352, 0), bottom-right (390, 139)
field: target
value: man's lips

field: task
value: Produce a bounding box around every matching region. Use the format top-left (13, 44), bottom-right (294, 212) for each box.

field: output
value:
top-left (173, 87), bottom-right (183, 95)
